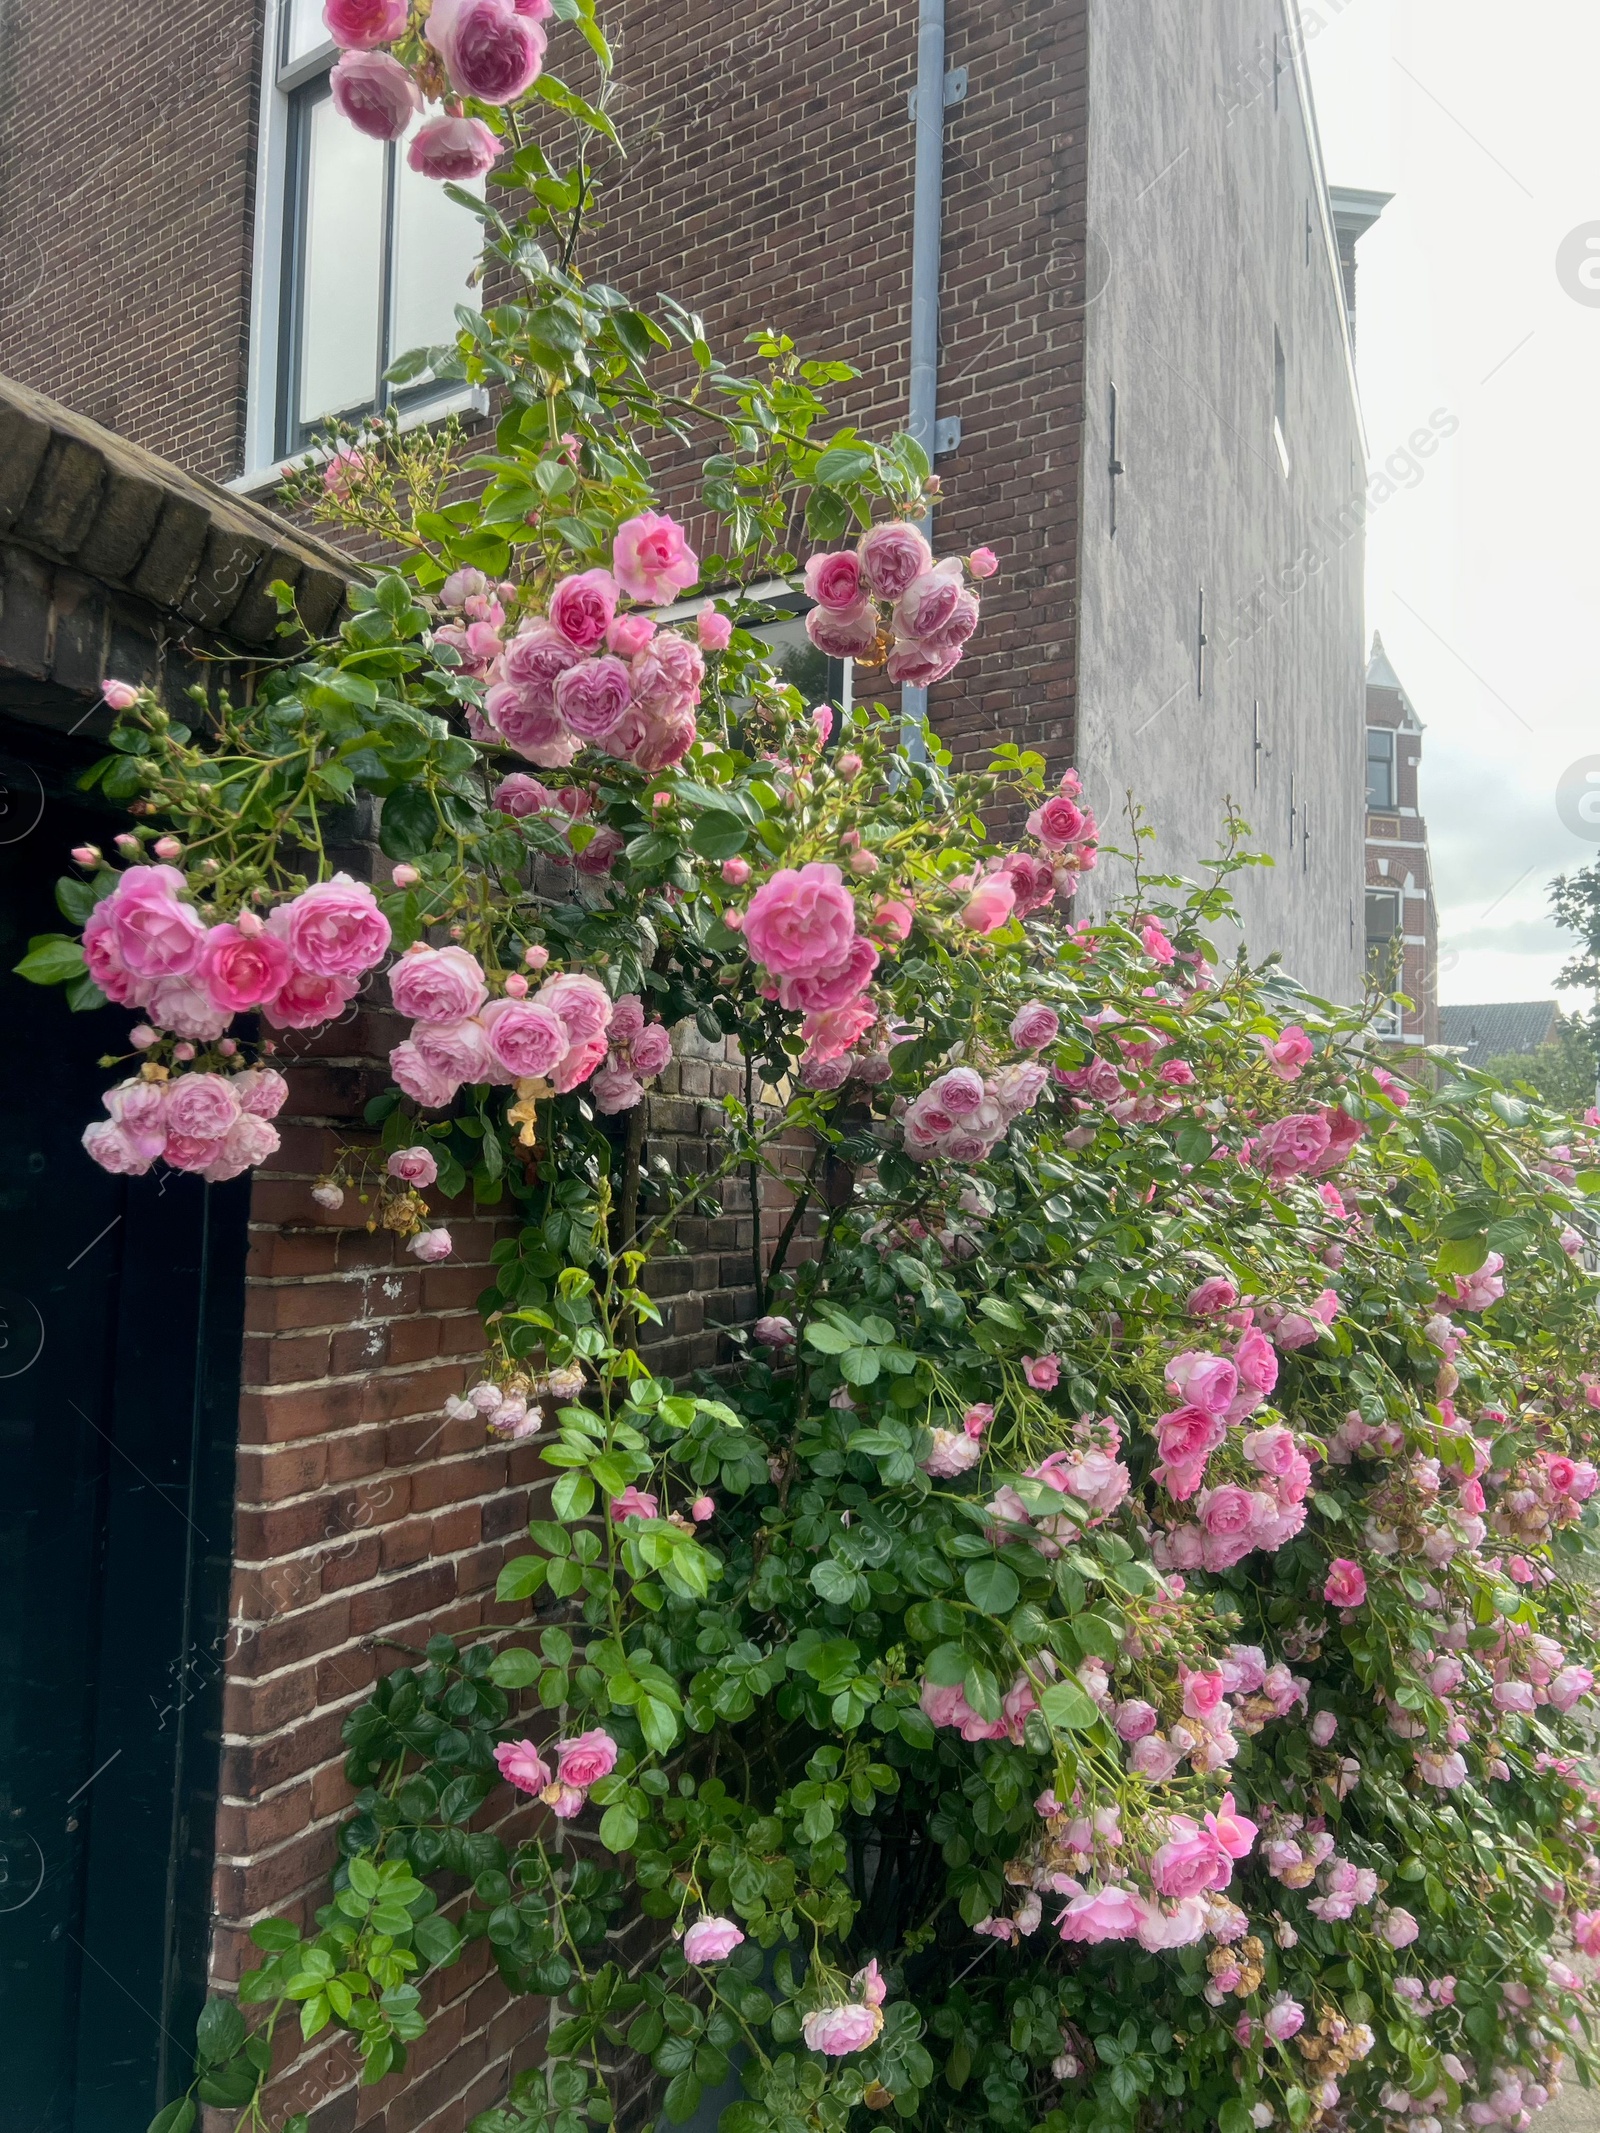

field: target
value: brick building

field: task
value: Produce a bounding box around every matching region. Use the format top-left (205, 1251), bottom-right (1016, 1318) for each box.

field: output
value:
top-left (0, 2), bottom-right (1381, 2126)
top-left (1363, 631), bottom-right (1439, 1045)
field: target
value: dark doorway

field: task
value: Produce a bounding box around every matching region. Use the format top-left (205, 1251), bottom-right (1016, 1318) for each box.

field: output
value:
top-left (0, 738), bottom-right (247, 2132)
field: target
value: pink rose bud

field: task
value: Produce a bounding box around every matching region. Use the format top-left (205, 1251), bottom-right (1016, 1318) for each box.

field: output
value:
top-left (691, 1495), bottom-right (715, 1522)
top-left (173, 1042), bottom-right (195, 1062)
top-left (969, 546), bottom-right (999, 578)
top-left (218, 1038), bottom-right (238, 1057)
top-left (652, 790), bottom-right (673, 810)
top-left (311, 1181), bottom-right (345, 1210)
top-left (721, 857), bottom-right (752, 886)
top-left (102, 679), bottom-right (140, 710)
top-left (115, 833), bottom-right (141, 857)
top-left (837, 752), bottom-right (863, 779)
top-left (697, 607), bottom-right (733, 651)
top-left (392, 863), bottom-right (420, 887)
top-left (71, 844), bottom-right (101, 866)
top-left (408, 1226), bottom-right (453, 1262)
top-left (235, 908), bottom-right (265, 936)
top-left (152, 837), bottom-right (182, 860)
top-left (503, 973), bottom-right (529, 998)
top-left (848, 849), bottom-right (879, 875)
top-left (523, 943), bottom-right (550, 969)
top-left (130, 1024), bottom-right (157, 1049)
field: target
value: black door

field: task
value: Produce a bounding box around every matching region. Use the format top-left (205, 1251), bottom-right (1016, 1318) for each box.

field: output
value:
top-left (0, 753), bottom-right (247, 2132)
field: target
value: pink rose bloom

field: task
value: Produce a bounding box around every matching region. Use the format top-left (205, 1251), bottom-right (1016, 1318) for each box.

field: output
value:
top-left (1021, 1354), bottom-right (1060, 1390)
top-left (591, 1068), bottom-right (645, 1114)
top-left (282, 873), bottom-right (390, 977)
top-left (802, 2004), bottom-right (883, 2056)
top-left (858, 520), bottom-right (933, 600)
top-left (493, 773), bottom-right (553, 817)
top-left (550, 655), bottom-right (631, 741)
top-left (426, 0), bottom-right (544, 102)
top-left (503, 621), bottom-right (586, 707)
top-left (1149, 1818), bottom-right (1230, 1899)
top-left (1230, 1331), bottom-right (1278, 1399)
top-left (921, 1427), bottom-right (981, 1478)
top-left (407, 1227), bottom-right (452, 1261)
top-left (1379, 1906), bottom-right (1419, 1949)
top-left (387, 1145), bottom-right (439, 1188)
top-left (744, 863), bottom-right (857, 979)
top-left (753, 1315), bottom-right (796, 1347)
top-left (1114, 1700), bottom-right (1158, 1742)
top-left (165, 1073), bottom-right (241, 1143)
top-left (612, 511), bottom-right (699, 603)
top-left (1265, 1997), bottom-right (1304, 2043)
top-left (493, 1739), bottom-right (552, 1794)
top-left (802, 1000), bottom-right (876, 1063)
top-left (228, 1069), bottom-right (288, 1121)
top-left (1129, 1732), bottom-right (1183, 1782)
top-left (571, 824), bottom-right (625, 878)
top-left (553, 1035), bottom-right (608, 1092)
top-left (330, 48), bottom-right (421, 137)
top-left (697, 607), bottom-right (732, 651)
top-left (110, 865), bottom-right (207, 979)
top-left (1057, 1886), bottom-right (1144, 1944)
top-left (554, 1728), bottom-right (618, 1789)
top-left (1323, 1558), bottom-right (1367, 1609)
top-left (389, 943), bottom-right (488, 1022)
top-left (413, 1015), bottom-right (500, 1086)
top-left (1155, 1405), bottom-right (1225, 1471)
top-left (893, 558), bottom-right (967, 640)
top-left (1255, 1110), bottom-right (1333, 1178)
top-left (1261, 1024), bottom-right (1314, 1081)
top-left (407, 113), bottom-right (500, 181)
top-left (260, 965), bottom-right (356, 1030)
top-left (931, 1067), bottom-right (985, 1117)
top-left (1180, 1666), bottom-right (1226, 1720)
top-left (323, 0), bottom-right (407, 46)
top-left (1573, 1910), bottom-right (1600, 1958)
top-left (775, 934), bottom-right (879, 1014)
top-left (1141, 921), bottom-right (1175, 966)
top-left (1272, 1311), bottom-right (1323, 1351)
top-left (803, 550), bottom-right (864, 610)
top-left (691, 1495), bottom-right (714, 1522)
top-left (1451, 1251), bottom-right (1505, 1313)
top-left (1009, 1001), bottom-right (1061, 1050)
top-left (1242, 1423), bottom-right (1298, 1476)
top-left (609, 1486), bottom-right (659, 1523)
top-left (887, 637), bottom-right (963, 688)
top-left (478, 998), bottom-right (566, 1078)
top-left (1548, 1665), bottom-right (1594, 1712)
top-left (389, 1040), bottom-right (461, 1109)
top-left (196, 921), bottom-right (292, 1013)
top-left (969, 546), bottom-right (998, 578)
top-left (537, 971), bottom-right (612, 1046)
top-left (1200, 1484), bottom-right (1257, 1543)
top-left (683, 1916), bottom-right (744, 1964)
top-left (961, 877), bottom-right (1016, 934)
top-left (81, 900), bottom-right (143, 1006)
top-left (1027, 793), bottom-right (1086, 850)
top-left (1416, 1748), bottom-right (1467, 1788)
top-left (805, 600), bottom-right (881, 659)
top-left (1491, 1679), bottom-right (1536, 1714)
top-left (1165, 1350), bottom-right (1238, 1415)
top-left (548, 569), bottom-right (618, 652)
top-left (1185, 1276), bottom-right (1238, 1316)
top-left (870, 898), bottom-right (915, 943)
top-left (630, 629), bottom-right (705, 718)
top-left (83, 1119), bottom-right (156, 1176)
top-left (629, 1024), bottom-right (673, 1079)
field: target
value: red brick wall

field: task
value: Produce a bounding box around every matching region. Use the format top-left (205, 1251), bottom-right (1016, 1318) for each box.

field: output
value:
top-left (0, 0), bottom-right (259, 481)
top-left (210, 1002), bottom-right (808, 2131)
top-left (589, 0), bottom-right (1090, 778)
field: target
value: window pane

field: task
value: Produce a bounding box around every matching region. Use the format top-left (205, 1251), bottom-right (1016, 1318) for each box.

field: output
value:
top-left (389, 142), bottom-right (483, 383)
top-left (1365, 728), bottom-right (1395, 809)
top-left (297, 93), bottom-right (385, 433)
top-left (283, 0), bottom-right (333, 68)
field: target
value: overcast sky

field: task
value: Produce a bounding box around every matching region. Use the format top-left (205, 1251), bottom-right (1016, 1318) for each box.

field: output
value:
top-left (1302, 0), bottom-right (1600, 1012)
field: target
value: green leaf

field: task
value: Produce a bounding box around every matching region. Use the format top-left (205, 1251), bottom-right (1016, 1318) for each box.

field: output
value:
top-left (489, 1647), bottom-right (540, 1688)
top-left (963, 1561), bottom-right (1019, 1614)
top-left (689, 812), bottom-right (748, 860)
top-left (149, 2099), bottom-right (198, 2133)
top-left (803, 1322), bottom-right (854, 1354)
top-left (1040, 1679), bottom-right (1101, 1732)
top-left (1435, 1235), bottom-right (1489, 1278)
top-left (552, 1472), bottom-right (596, 1520)
top-left (599, 1802), bottom-right (639, 1851)
top-left (379, 785), bottom-right (439, 861)
top-left (496, 1556), bottom-right (548, 1602)
top-left (813, 443), bottom-right (876, 486)
top-left (195, 1997), bottom-right (246, 2064)
top-left (14, 933), bottom-right (87, 985)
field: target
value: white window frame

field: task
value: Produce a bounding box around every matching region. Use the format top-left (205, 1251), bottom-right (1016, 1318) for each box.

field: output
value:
top-left (1365, 726), bottom-right (1396, 812)
top-left (232, 0), bottom-right (484, 495)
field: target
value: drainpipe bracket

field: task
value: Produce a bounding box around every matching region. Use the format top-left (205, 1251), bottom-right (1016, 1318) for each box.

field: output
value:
top-left (934, 415), bottom-right (962, 457)
top-left (906, 66), bottom-right (967, 123)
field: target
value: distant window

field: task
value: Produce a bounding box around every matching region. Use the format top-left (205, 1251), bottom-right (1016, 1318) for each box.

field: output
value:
top-left (269, 7), bottom-right (483, 457)
top-left (1365, 888), bottom-right (1401, 943)
top-left (1272, 328), bottom-right (1289, 473)
top-left (1366, 727), bottom-right (1396, 810)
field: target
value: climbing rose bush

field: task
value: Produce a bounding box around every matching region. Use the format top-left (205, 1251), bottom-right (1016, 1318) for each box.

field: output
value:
top-left (18, 14), bottom-right (1600, 2133)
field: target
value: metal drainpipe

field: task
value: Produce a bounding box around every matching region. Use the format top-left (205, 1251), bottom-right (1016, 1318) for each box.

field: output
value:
top-left (900, 0), bottom-right (947, 762)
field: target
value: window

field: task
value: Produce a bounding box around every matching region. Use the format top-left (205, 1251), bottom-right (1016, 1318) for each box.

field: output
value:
top-left (240, 0), bottom-right (485, 475)
top-left (1272, 328), bottom-right (1289, 474)
top-left (1366, 727), bottom-right (1396, 810)
top-left (1365, 887), bottom-right (1402, 996)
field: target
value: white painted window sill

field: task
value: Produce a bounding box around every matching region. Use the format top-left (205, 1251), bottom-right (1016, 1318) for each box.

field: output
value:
top-left (225, 385), bottom-right (490, 500)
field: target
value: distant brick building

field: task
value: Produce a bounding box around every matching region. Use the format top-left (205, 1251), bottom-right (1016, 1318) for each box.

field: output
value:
top-left (1363, 632), bottom-right (1439, 1045)
top-left (0, 3), bottom-right (1381, 2127)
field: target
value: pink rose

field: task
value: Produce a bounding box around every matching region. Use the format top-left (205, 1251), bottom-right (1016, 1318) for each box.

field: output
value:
top-left (858, 520), bottom-right (932, 600)
top-left (801, 1000), bottom-right (876, 1063)
top-left (1262, 1023), bottom-right (1314, 1081)
top-left (81, 899), bottom-right (142, 1006)
top-left (1255, 1111), bottom-right (1333, 1178)
top-left (744, 862), bottom-right (857, 980)
top-left (1549, 1665), bottom-right (1595, 1712)
top-left (1379, 1906), bottom-right (1419, 1949)
top-left (893, 559), bottom-right (967, 640)
top-left (323, 0), bottom-right (407, 46)
top-left (554, 1728), bottom-right (618, 1788)
top-left (553, 655), bottom-right (633, 741)
top-left (775, 934), bottom-right (879, 1013)
top-left (1180, 1666), bottom-right (1226, 1720)
top-left (1009, 1001), bottom-right (1060, 1050)
top-left (1186, 1276), bottom-right (1238, 1316)
top-left (886, 637), bottom-right (963, 688)
top-left (144, 974), bottom-right (231, 1041)
top-left (571, 824), bottom-right (625, 878)
top-left (282, 873), bottom-right (390, 977)
top-left (387, 1145), bottom-right (439, 1187)
top-left (494, 1738), bottom-right (553, 1794)
top-left (260, 965), bottom-right (356, 1030)
top-left (537, 971), bottom-right (612, 1045)
top-left (803, 2004), bottom-right (884, 2056)
top-left (698, 607), bottom-right (732, 651)
top-left (199, 1113), bottom-right (281, 1182)
top-left (1114, 1700), bottom-right (1158, 1742)
top-left (961, 877), bottom-right (1016, 934)
top-left (1022, 1354), bottom-right (1060, 1390)
top-left (110, 865), bottom-right (207, 978)
top-left (969, 545), bottom-right (998, 577)
top-left (931, 1067), bottom-right (985, 1116)
top-left (804, 550), bottom-right (865, 610)
top-left (485, 685), bottom-right (580, 767)
top-left (1323, 1558), bottom-right (1367, 1609)
top-left (389, 943), bottom-right (488, 1023)
top-left (1027, 793), bottom-right (1087, 849)
top-left (552, 1034), bottom-right (608, 1093)
top-left (805, 600), bottom-right (882, 659)
top-left (1265, 1997), bottom-right (1304, 2043)
top-left (628, 1024), bottom-right (672, 1079)
top-left (83, 1118), bottom-right (157, 1176)
top-left (548, 569), bottom-right (617, 652)
top-left (1129, 1732), bottom-right (1182, 1782)
top-left (329, 48), bottom-right (421, 137)
top-left (503, 621), bottom-right (586, 707)
top-left (407, 113), bottom-right (500, 181)
top-left (1155, 1405), bottom-right (1225, 1472)
top-left (1165, 1350), bottom-right (1238, 1415)
top-left (683, 1916), bottom-right (744, 1964)
top-left (630, 629), bottom-right (705, 718)
top-left (493, 772), bottom-right (552, 817)
top-left (199, 922), bottom-right (293, 1012)
top-left (413, 1015), bottom-right (501, 1086)
top-left (753, 1315), bottom-right (796, 1347)
top-left (426, 0), bottom-right (544, 102)
top-left (721, 857), bottom-right (751, 887)
top-left (1149, 1818), bottom-right (1230, 1899)
top-left (870, 898), bottom-right (914, 943)
top-left (233, 1069), bottom-right (289, 1119)
top-left (1200, 1484), bottom-right (1257, 1541)
top-left (479, 998), bottom-right (567, 1079)
top-left (164, 1073), bottom-right (241, 1143)
top-left (591, 1067), bottom-right (645, 1114)
top-left (1057, 1885), bottom-right (1145, 1944)
top-left (612, 511), bottom-right (699, 603)
top-left (389, 1040), bottom-right (461, 1109)
top-left (1233, 1328), bottom-right (1279, 1394)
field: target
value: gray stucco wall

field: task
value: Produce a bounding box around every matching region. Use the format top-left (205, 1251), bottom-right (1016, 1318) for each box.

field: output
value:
top-left (1075, 0), bottom-right (1366, 1004)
